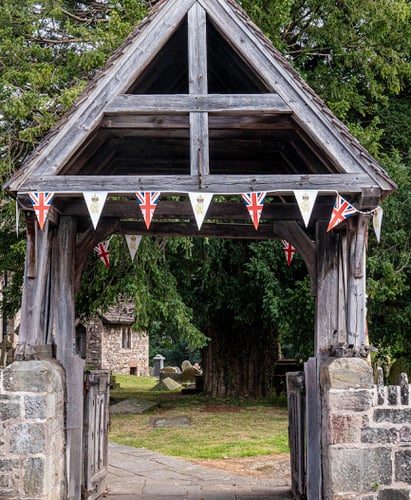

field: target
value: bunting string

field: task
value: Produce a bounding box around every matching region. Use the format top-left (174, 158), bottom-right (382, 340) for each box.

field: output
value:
top-left (22, 189), bottom-right (383, 242)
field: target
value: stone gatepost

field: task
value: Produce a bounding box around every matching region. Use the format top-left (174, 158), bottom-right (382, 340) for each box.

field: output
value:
top-left (320, 357), bottom-right (411, 499)
top-left (0, 360), bottom-right (66, 499)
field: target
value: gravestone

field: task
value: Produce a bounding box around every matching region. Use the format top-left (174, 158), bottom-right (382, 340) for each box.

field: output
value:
top-left (150, 416), bottom-right (191, 428)
top-left (182, 366), bottom-right (201, 383)
top-left (153, 354), bottom-right (165, 377)
top-left (110, 398), bottom-right (159, 414)
top-left (181, 360), bottom-right (192, 371)
top-left (151, 377), bottom-right (181, 391)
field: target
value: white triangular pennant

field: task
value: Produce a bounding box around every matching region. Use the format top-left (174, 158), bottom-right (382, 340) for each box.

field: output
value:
top-left (83, 192), bottom-right (108, 229)
top-left (373, 206), bottom-right (383, 243)
top-left (125, 235), bottom-right (142, 261)
top-left (294, 190), bottom-right (318, 227)
top-left (188, 193), bottom-right (213, 230)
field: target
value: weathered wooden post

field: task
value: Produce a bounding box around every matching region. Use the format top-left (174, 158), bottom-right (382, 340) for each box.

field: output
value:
top-left (52, 216), bottom-right (85, 500)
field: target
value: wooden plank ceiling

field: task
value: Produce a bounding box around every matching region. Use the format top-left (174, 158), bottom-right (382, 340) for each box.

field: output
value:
top-left (10, 1), bottom-right (394, 240)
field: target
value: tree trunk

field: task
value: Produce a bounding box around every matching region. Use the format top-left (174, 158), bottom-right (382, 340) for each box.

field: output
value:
top-left (202, 310), bottom-right (279, 397)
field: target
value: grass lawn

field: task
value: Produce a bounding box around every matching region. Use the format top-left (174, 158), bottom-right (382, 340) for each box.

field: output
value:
top-left (109, 375), bottom-right (289, 460)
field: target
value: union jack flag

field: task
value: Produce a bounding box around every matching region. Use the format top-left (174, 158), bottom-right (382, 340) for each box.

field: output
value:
top-left (282, 240), bottom-right (296, 266)
top-left (242, 192), bottom-right (267, 230)
top-left (135, 191), bottom-right (161, 229)
top-left (327, 194), bottom-right (357, 232)
top-left (94, 240), bottom-right (110, 269)
top-left (29, 192), bottom-right (54, 230)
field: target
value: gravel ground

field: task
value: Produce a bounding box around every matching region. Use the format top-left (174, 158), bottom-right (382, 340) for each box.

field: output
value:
top-left (189, 453), bottom-right (291, 487)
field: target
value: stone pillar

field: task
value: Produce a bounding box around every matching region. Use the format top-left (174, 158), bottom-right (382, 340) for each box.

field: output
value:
top-left (0, 360), bottom-right (66, 499)
top-left (320, 357), bottom-right (410, 499)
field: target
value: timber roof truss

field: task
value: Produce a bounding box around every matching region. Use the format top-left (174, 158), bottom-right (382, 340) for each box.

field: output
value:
top-left (5, 0), bottom-right (396, 241)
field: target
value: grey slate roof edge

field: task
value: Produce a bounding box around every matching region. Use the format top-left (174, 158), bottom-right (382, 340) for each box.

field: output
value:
top-left (99, 309), bottom-right (136, 325)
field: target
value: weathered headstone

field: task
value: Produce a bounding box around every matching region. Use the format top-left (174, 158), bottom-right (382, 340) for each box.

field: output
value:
top-left (181, 360), bottom-right (192, 371)
top-left (153, 354), bottom-right (165, 377)
top-left (182, 366), bottom-right (201, 383)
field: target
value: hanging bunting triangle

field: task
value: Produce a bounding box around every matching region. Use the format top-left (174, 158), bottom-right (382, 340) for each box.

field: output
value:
top-left (29, 192), bottom-right (54, 230)
top-left (282, 240), bottom-right (296, 266)
top-left (372, 206), bottom-right (383, 243)
top-left (125, 235), bottom-right (142, 261)
top-left (83, 192), bottom-right (108, 229)
top-left (242, 192), bottom-right (267, 230)
top-left (188, 193), bottom-right (213, 230)
top-left (94, 240), bottom-right (110, 269)
top-left (294, 190), bottom-right (318, 227)
top-left (135, 191), bottom-right (161, 229)
top-left (327, 194), bottom-right (357, 232)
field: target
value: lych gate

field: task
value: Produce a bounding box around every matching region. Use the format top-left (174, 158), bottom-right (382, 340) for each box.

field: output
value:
top-left (3, 0), bottom-right (402, 498)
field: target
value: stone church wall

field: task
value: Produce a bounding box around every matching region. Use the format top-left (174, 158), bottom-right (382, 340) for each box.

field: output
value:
top-left (321, 358), bottom-right (411, 499)
top-left (0, 360), bottom-right (65, 499)
top-left (85, 316), bottom-right (149, 375)
top-left (101, 325), bottom-right (149, 375)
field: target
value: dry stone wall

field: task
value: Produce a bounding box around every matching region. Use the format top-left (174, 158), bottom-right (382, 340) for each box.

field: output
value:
top-left (0, 360), bottom-right (65, 499)
top-left (321, 358), bottom-right (411, 500)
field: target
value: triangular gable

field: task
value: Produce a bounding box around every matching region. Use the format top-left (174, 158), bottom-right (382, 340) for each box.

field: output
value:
top-left (5, 0), bottom-right (396, 199)
top-left (5, 0), bottom-right (196, 190)
top-left (201, 0), bottom-right (394, 191)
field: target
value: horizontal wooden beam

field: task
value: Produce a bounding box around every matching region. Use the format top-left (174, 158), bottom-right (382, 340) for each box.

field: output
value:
top-left (105, 94), bottom-right (291, 114)
top-left (118, 221), bottom-right (277, 239)
top-left (101, 114), bottom-right (294, 130)
top-left (20, 173), bottom-right (375, 195)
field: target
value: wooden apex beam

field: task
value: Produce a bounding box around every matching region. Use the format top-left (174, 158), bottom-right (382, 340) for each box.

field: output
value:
top-left (19, 173), bottom-right (374, 195)
top-left (105, 94), bottom-right (291, 114)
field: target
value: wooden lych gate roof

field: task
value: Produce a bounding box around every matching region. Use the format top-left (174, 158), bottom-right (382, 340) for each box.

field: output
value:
top-left (5, 0), bottom-right (396, 246)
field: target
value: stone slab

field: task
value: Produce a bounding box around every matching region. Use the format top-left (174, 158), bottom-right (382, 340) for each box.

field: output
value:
top-left (395, 449), bottom-right (411, 483)
top-left (321, 358), bottom-right (374, 390)
top-left (150, 416), bottom-right (192, 428)
top-left (110, 398), bottom-right (159, 414)
top-left (378, 489), bottom-right (410, 500)
top-left (329, 446), bottom-right (392, 493)
top-left (151, 377), bottom-right (182, 391)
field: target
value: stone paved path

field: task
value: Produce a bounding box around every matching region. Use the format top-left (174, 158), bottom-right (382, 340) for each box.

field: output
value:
top-left (106, 442), bottom-right (294, 499)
